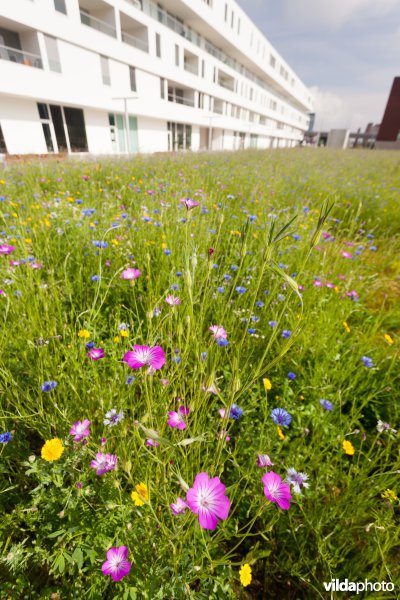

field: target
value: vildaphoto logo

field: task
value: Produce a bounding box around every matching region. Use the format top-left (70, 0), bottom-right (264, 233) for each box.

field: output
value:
top-left (323, 579), bottom-right (395, 594)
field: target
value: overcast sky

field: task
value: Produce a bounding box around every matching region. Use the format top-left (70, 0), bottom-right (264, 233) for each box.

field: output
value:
top-left (236, 0), bottom-right (400, 131)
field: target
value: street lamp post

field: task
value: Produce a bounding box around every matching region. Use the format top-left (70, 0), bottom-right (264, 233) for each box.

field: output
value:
top-left (201, 114), bottom-right (220, 151)
top-left (112, 96), bottom-right (138, 154)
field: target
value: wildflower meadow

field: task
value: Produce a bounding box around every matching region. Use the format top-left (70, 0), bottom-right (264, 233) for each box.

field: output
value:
top-left (0, 149), bottom-right (399, 599)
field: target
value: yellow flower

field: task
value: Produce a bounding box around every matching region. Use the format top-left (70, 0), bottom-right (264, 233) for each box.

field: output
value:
top-left (343, 440), bottom-right (355, 455)
top-left (25, 238), bottom-right (32, 244)
top-left (41, 438), bottom-right (64, 461)
top-left (277, 427), bottom-right (285, 440)
top-left (384, 334), bottom-right (394, 345)
top-left (120, 330), bottom-right (129, 338)
top-left (113, 336), bottom-right (120, 343)
top-left (161, 242), bottom-right (167, 249)
top-left (78, 329), bottom-right (90, 339)
top-left (343, 322), bottom-right (350, 333)
top-left (131, 482), bottom-right (148, 506)
top-left (111, 239), bottom-right (119, 246)
top-left (381, 489), bottom-right (398, 503)
top-left (263, 378), bottom-right (272, 391)
top-left (239, 564), bottom-right (252, 587)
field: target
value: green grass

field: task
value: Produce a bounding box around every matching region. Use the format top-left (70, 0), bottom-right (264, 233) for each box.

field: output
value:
top-left (0, 149), bottom-right (399, 599)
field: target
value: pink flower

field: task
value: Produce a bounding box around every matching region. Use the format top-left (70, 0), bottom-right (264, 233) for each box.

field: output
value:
top-left (123, 345), bottom-right (165, 370)
top-left (146, 437), bottom-right (159, 447)
top-left (203, 383), bottom-right (219, 395)
top-left (87, 348), bottom-right (105, 360)
top-left (30, 262), bottom-right (43, 269)
top-left (69, 419), bottom-right (91, 442)
top-left (180, 197), bottom-right (200, 210)
top-left (168, 406), bottom-right (189, 430)
top-left (101, 546), bottom-right (132, 582)
top-left (262, 471), bottom-right (292, 510)
top-left (121, 268), bottom-right (141, 280)
top-left (170, 497), bottom-right (187, 515)
top-left (90, 452), bottom-right (117, 475)
top-left (186, 472), bottom-right (230, 530)
top-left (209, 325), bottom-right (228, 339)
top-left (0, 244), bottom-right (15, 255)
top-left (341, 251), bottom-right (352, 259)
top-left (165, 295), bottom-right (181, 305)
top-left (257, 454), bottom-right (274, 468)
top-left (313, 280), bottom-right (324, 287)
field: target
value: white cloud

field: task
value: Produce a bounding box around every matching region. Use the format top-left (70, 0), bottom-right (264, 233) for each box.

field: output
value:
top-left (282, 0), bottom-right (400, 28)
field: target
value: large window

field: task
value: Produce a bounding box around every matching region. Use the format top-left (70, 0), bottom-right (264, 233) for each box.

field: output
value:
top-left (100, 55), bottom-right (110, 85)
top-left (167, 122), bottom-right (192, 151)
top-left (54, 0), bottom-right (67, 14)
top-left (129, 66), bottom-right (136, 92)
top-left (37, 103), bottom-right (88, 153)
top-left (0, 124), bottom-right (7, 153)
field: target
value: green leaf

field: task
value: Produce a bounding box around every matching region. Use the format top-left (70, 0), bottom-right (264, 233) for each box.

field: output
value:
top-left (72, 547), bottom-right (84, 570)
top-left (48, 529), bottom-right (66, 539)
top-left (53, 554), bottom-right (65, 573)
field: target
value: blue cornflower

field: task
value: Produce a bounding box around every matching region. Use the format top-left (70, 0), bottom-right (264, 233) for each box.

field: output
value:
top-left (361, 356), bottom-right (374, 368)
top-left (251, 315), bottom-right (260, 322)
top-left (287, 372), bottom-right (296, 380)
top-left (91, 275), bottom-right (100, 282)
top-left (86, 341), bottom-right (95, 349)
top-left (268, 321), bottom-right (277, 328)
top-left (230, 404), bottom-right (243, 420)
top-left (201, 352), bottom-right (208, 361)
top-left (217, 286), bottom-right (225, 293)
top-left (282, 330), bottom-right (292, 339)
top-left (320, 399), bottom-right (333, 411)
top-left (255, 301), bottom-right (264, 308)
top-left (248, 215), bottom-right (257, 221)
top-left (217, 337), bottom-right (229, 347)
top-left (171, 284), bottom-right (180, 291)
top-left (212, 263), bottom-right (219, 269)
top-left (164, 249), bottom-right (172, 255)
top-left (248, 328), bottom-right (256, 334)
top-left (175, 271), bottom-right (182, 277)
top-left (153, 307), bottom-right (161, 317)
top-left (0, 432), bottom-right (13, 443)
top-left (264, 289), bottom-right (269, 295)
top-left (126, 376), bottom-right (135, 385)
top-left (92, 240), bottom-right (108, 248)
top-left (230, 265), bottom-right (239, 271)
top-left (172, 356), bottom-right (181, 364)
top-left (41, 381), bottom-right (57, 392)
top-left (271, 408), bottom-right (292, 426)
top-left (236, 286), bottom-right (247, 294)
top-left (223, 274), bottom-right (232, 281)
top-left (293, 234), bottom-right (301, 241)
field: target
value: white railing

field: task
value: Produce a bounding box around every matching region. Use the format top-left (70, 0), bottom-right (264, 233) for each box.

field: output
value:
top-left (121, 30), bottom-right (149, 52)
top-left (80, 10), bottom-right (117, 38)
top-left (184, 62), bottom-right (198, 75)
top-left (0, 45), bottom-right (42, 68)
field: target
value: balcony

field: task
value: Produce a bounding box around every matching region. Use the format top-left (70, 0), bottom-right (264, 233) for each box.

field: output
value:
top-left (79, 0), bottom-right (117, 38)
top-left (183, 50), bottom-right (198, 76)
top-left (218, 69), bottom-right (235, 92)
top-left (0, 45), bottom-right (42, 68)
top-left (167, 85), bottom-right (195, 107)
top-left (212, 99), bottom-right (224, 114)
top-left (120, 12), bottom-right (149, 52)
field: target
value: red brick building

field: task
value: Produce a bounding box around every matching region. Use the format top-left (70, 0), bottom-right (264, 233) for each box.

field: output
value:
top-left (376, 77), bottom-right (400, 149)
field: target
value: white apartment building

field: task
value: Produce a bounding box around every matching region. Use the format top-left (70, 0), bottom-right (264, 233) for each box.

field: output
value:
top-left (0, 0), bottom-right (314, 155)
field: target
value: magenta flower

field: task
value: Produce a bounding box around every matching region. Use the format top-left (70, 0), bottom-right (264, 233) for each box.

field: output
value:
top-left (69, 419), bottom-right (91, 442)
top-left (165, 295), bottom-right (181, 305)
top-left (186, 472), bottom-right (230, 530)
top-left (87, 348), bottom-right (105, 360)
top-left (168, 406), bottom-right (189, 430)
top-left (121, 268), bottom-right (141, 280)
top-left (257, 454), bottom-right (274, 468)
top-left (101, 546), bottom-right (132, 582)
top-left (209, 325), bottom-right (228, 339)
top-left (0, 244), bottom-right (15, 255)
top-left (262, 471), bottom-right (292, 510)
top-left (90, 452), bottom-right (117, 475)
top-left (146, 437), bottom-right (159, 447)
top-left (170, 497), bottom-right (187, 515)
top-left (123, 345), bottom-right (165, 370)
top-left (341, 251), bottom-right (352, 259)
top-left (180, 197), bottom-right (200, 210)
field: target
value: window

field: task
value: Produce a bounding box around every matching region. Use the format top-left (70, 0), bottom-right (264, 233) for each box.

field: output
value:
top-left (270, 54), bottom-right (276, 68)
top-left (224, 3), bottom-right (228, 22)
top-left (201, 60), bottom-right (205, 78)
top-left (0, 124), bottom-right (7, 153)
top-left (175, 44), bottom-right (179, 66)
top-left (198, 92), bottom-right (204, 109)
top-left (54, 0), bottom-right (67, 14)
top-left (167, 122), bottom-right (192, 150)
top-left (44, 35), bottom-right (61, 72)
top-left (64, 107), bottom-right (88, 152)
top-left (237, 18), bottom-right (240, 34)
top-left (231, 11), bottom-right (234, 27)
top-left (37, 102), bottom-right (88, 153)
top-left (129, 66), bottom-right (136, 92)
top-left (100, 55), bottom-right (110, 85)
top-left (160, 77), bottom-right (165, 99)
top-left (155, 33), bottom-right (161, 58)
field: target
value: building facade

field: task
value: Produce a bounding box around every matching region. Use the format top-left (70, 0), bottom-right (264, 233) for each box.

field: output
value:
top-left (0, 0), bottom-right (314, 155)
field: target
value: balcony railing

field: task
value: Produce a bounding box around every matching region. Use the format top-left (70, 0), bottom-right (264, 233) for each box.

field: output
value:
top-left (121, 30), bottom-right (148, 52)
top-left (213, 105), bottom-right (223, 114)
top-left (167, 95), bottom-right (195, 107)
top-left (0, 45), bottom-right (43, 68)
top-left (218, 79), bottom-right (235, 92)
top-left (183, 62), bottom-right (198, 75)
top-left (80, 10), bottom-right (117, 38)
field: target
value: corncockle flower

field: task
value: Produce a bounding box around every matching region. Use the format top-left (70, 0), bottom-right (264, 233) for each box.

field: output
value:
top-left (0, 431), bottom-right (13, 443)
top-left (146, 436), bottom-right (160, 447)
top-left (123, 345), bottom-right (165, 370)
top-left (104, 408), bottom-right (125, 427)
top-left (168, 406), bottom-right (189, 430)
top-left (100, 437), bottom-right (107, 446)
top-left (341, 251), bottom-right (352, 259)
top-left (180, 197), bottom-right (200, 210)
top-left (320, 399), bottom-right (333, 411)
top-left (257, 454), bottom-right (274, 468)
top-left (102, 546), bottom-right (132, 582)
top-left (186, 472), bottom-right (230, 530)
top-left (209, 325), bottom-right (227, 339)
top-left (287, 372), bottom-right (296, 380)
top-left (282, 330), bottom-right (292, 339)
top-left (262, 471), bottom-right (292, 510)
top-left (69, 419), bottom-right (91, 442)
top-left (90, 452), bottom-right (117, 475)
top-left (165, 295), bottom-right (181, 305)
top-left (0, 244), bottom-right (15, 254)
top-left (271, 408), bottom-right (292, 426)
top-left (361, 356), bottom-right (374, 368)
top-left (121, 268), bottom-right (141, 280)
top-left (286, 468), bottom-right (309, 494)
top-left (230, 404), bottom-right (243, 420)
top-left (170, 497), bottom-right (187, 515)
top-left (41, 381), bottom-right (57, 392)
top-left (87, 348), bottom-right (105, 360)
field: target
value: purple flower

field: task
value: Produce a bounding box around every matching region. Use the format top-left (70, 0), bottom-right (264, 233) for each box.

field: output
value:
top-left (209, 325), bottom-right (227, 339)
top-left (168, 406), bottom-right (189, 430)
top-left (271, 408), bottom-right (292, 426)
top-left (165, 295), bottom-right (181, 305)
top-left (87, 348), bottom-right (105, 360)
top-left (268, 320), bottom-right (277, 328)
top-left (285, 468), bottom-right (309, 494)
top-left (104, 408), bottom-right (125, 427)
top-left (146, 437), bottom-right (159, 447)
top-left (180, 197), bottom-right (200, 210)
top-left (287, 372), bottom-right (296, 380)
top-left (69, 419), bottom-right (91, 442)
top-left (123, 345), bottom-right (165, 370)
top-left (0, 244), bottom-right (15, 255)
top-left (217, 337), bottom-right (229, 347)
top-left (101, 546), bottom-right (132, 582)
top-left (170, 497), bottom-right (187, 515)
top-left (282, 330), bottom-right (292, 339)
top-left (257, 454), bottom-right (274, 468)
top-left (186, 472), bottom-right (230, 530)
top-left (236, 286), bottom-right (247, 294)
top-left (41, 381), bottom-right (57, 392)
top-left (320, 399), bottom-right (333, 411)
top-left (262, 471), bottom-right (292, 510)
top-left (229, 404), bottom-right (243, 420)
top-left (361, 356), bottom-right (374, 368)
top-left (121, 268), bottom-right (141, 280)
top-left (0, 431), bottom-right (12, 443)
top-left (90, 452), bottom-right (117, 475)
